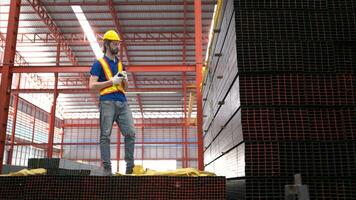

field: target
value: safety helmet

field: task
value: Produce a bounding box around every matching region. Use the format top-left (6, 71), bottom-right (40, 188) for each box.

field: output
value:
top-left (103, 30), bottom-right (121, 41)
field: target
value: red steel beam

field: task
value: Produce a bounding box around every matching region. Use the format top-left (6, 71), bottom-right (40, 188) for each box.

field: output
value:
top-left (14, 32), bottom-right (208, 42)
top-left (0, 17), bottom-right (212, 22)
top-left (36, 77), bottom-right (195, 87)
top-left (14, 42), bottom-right (208, 47)
top-left (0, 0), bottom-right (21, 173)
top-left (15, 31), bottom-right (203, 46)
top-left (15, 55), bottom-right (195, 59)
top-left (59, 129), bottom-right (64, 158)
top-left (10, 141), bottom-right (198, 145)
top-left (26, 0), bottom-right (78, 65)
top-left (183, 73), bottom-right (188, 168)
top-left (28, 1), bottom-right (217, 6)
top-left (65, 158), bottom-right (198, 162)
top-left (6, 74), bottom-right (21, 165)
top-left (45, 0), bottom-right (216, 7)
top-left (11, 87), bottom-right (189, 94)
top-left (11, 61), bottom-right (198, 65)
top-left (182, 0), bottom-right (189, 168)
top-left (66, 118), bottom-right (190, 121)
top-left (57, 98), bottom-right (186, 102)
top-left (0, 65), bottom-right (196, 73)
top-left (0, 34), bottom-right (28, 67)
top-left (17, 49), bottom-right (197, 53)
top-left (195, 0), bottom-right (204, 171)
top-left (109, 0), bottom-right (128, 62)
top-left (62, 109), bottom-right (190, 112)
top-left (1, 1), bottom-right (216, 6)
top-left (62, 123), bottom-right (195, 128)
top-left (1, 30), bottom-right (31, 166)
top-left (0, 10), bottom-right (213, 14)
top-left (26, 0), bottom-right (100, 108)
top-left (1, 24), bottom-right (211, 29)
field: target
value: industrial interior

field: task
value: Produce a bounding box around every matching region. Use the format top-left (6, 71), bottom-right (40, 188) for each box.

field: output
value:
top-left (0, 0), bottom-right (355, 199)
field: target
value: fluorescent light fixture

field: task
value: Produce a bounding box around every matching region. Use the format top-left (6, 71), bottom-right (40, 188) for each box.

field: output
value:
top-left (205, 5), bottom-right (218, 62)
top-left (71, 6), bottom-right (103, 59)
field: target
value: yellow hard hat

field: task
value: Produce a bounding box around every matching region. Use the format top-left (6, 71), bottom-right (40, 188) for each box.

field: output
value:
top-left (103, 30), bottom-right (121, 41)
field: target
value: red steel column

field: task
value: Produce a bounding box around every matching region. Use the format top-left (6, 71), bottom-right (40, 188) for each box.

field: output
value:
top-left (47, 43), bottom-right (60, 157)
top-left (182, 0), bottom-right (188, 168)
top-left (182, 73), bottom-right (188, 168)
top-left (59, 128), bottom-right (64, 158)
top-left (7, 74), bottom-right (21, 164)
top-left (0, 0), bottom-right (21, 172)
top-left (195, 0), bottom-right (204, 170)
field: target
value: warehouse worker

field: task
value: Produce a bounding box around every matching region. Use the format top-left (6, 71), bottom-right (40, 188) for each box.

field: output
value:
top-left (89, 30), bottom-right (135, 176)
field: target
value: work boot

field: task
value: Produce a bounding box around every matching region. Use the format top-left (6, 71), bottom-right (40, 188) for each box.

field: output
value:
top-left (126, 167), bottom-right (133, 174)
top-left (103, 166), bottom-right (112, 176)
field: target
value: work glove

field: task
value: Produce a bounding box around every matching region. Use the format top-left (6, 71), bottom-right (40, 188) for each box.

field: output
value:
top-left (112, 73), bottom-right (123, 85)
top-left (122, 71), bottom-right (128, 82)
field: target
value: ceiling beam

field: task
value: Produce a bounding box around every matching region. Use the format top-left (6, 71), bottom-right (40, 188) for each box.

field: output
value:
top-left (11, 87), bottom-right (189, 94)
top-left (14, 32), bottom-right (208, 43)
top-left (0, 10), bottom-right (214, 14)
top-left (0, 65), bottom-right (196, 73)
top-left (26, 0), bottom-right (99, 107)
top-left (61, 123), bottom-right (196, 128)
top-left (18, 1), bottom-right (217, 6)
top-left (1, 24), bottom-right (211, 29)
top-left (26, 0), bottom-right (77, 64)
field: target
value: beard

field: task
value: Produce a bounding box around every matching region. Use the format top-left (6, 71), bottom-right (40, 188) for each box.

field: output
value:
top-left (110, 47), bottom-right (119, 55)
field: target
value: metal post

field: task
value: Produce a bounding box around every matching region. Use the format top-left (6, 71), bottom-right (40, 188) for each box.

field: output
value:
top-left (0, 0), bottom-right (21, 172)
top-left (7, 74), bottom-right (21, 164)
top-left (47, 43), bottom-right (60, 157)
top-left (182, 0), bottom-right (188, 169)
top-left (141, 126), bottom-right (144, 164)
top-left (31, 107), bottom-right (36, 144)
top-left (59, 128), bottom-right (64, 158)
top-left (183, 73), bottom-right (188, 168)
top-left (285, 174), bottom-right (310, 200)
top-left (194, 0), bottom-right (204, 170)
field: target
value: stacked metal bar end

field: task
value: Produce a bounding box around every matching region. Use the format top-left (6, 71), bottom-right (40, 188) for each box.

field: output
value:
top-left (203, 0), bottom-right (356, 199)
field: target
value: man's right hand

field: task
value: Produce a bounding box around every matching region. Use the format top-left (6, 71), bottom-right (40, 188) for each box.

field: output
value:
top-left (112, 73), bottom-right (123, 85)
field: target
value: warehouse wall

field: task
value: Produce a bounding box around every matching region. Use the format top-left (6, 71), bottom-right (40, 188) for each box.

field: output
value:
top-left (203, 0), bottom-right (355, 199)
top-left (3, 96), bottom-right (62, 166)
top-left (62, 118), bottom-right (198, 170)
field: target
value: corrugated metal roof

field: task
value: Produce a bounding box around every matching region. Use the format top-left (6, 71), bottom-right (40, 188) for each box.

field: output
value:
top-left (0, 0), bottom-right (216, 119)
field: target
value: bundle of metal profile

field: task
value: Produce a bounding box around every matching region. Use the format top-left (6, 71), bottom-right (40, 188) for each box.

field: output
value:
top-left (0, 176), bottom-right (226, 199)
top-left (46, 168), bottom-right (91, 176)
top-left (203, 0), bottom-right (356, 199)
top-left (227, 176), bottom-right (356, 200)
top-left (28, 158), bottom-right (98, 176)
top-left (234, 0), bottom-right (356, 10)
